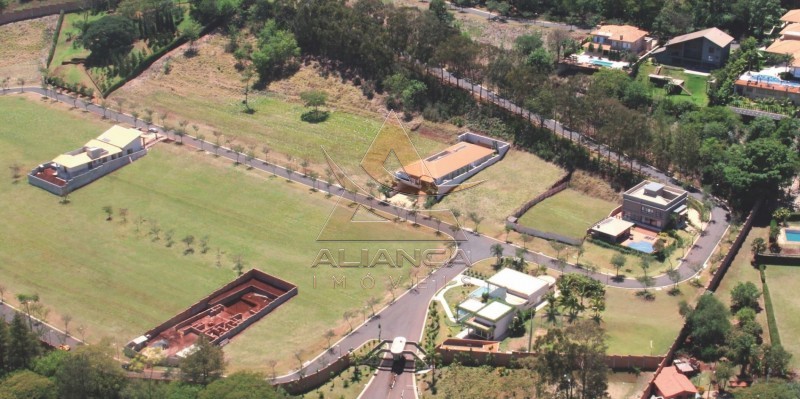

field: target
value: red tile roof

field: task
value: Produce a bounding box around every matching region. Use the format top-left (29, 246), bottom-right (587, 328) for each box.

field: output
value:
top-left (654, 366), bottom-right (698, 399)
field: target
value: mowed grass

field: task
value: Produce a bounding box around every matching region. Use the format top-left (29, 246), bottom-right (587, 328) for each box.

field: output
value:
top-left (715, 225), bottom-right (771, 343)
top-left (0, 95), bottom-right (445, 373)
top-left (0, 16), bottom-right (56, 85)
top-left (517, 188), bottom-right (616, 239)
top-left (764, 265), bottom-right (800, 369)
top-left (439, 149), bottom-right (566, 238)
top-left (603, 281), bottom-right (703, 355)
top-left (637, 63), bottom-right (709, 106)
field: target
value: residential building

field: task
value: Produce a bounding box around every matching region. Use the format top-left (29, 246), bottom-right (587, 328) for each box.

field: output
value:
top-left (486, 268), bottom-right (552, 309)
top-left (589, 217), bottom-right (635, 243)
top-left (456, 268), bottom-right (554, 340)
top-left (735, 72), bottom-right (800, 104)
top-left (652, 366), bottom-right (698, 399)
top-left (28, 125), bottom-right (147, 195)
top-left (622, 181), bottom-right (688, 231)
top-left (394, 132), bottom-right (509, 199)
top-left (780, 9), bottom-right (800, 25)
top-left (457, 298), bottom-right (515, 340)
top-left (765, 39), bottom-right (800, 78)
top-left (652, 27), bottom-right (734, 70)
top-left (585, 25), bottom-right (652, 57)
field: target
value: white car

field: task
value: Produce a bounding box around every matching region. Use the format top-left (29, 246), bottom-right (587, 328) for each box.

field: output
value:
top-left (148, 127), bottom-right (159, 133)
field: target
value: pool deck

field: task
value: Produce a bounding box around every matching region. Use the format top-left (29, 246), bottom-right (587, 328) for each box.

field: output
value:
top-left (777, 226), bottom-right (800, 249)
top-left (621, 226), bottom-right (660, 253)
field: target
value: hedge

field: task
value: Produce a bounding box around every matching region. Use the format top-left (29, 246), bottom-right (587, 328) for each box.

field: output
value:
top-left (45, 10), bottom-right (65, 69)
top-left (102, 21), bottom-right (218, 97)
top-left (760, 267), bottom-right (782, 346)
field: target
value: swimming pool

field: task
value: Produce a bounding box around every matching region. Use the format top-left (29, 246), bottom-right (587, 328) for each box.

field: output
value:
top-left (470, 286), bottom-right (490, 298)
top-left (592, 60), bottom-right (615, 67)
top-left (626, 241), bottom-right (655, 253)
top-left (751, 74), bottom-right (800, 88)
top-left (785, 229), bottom-right (800, 242)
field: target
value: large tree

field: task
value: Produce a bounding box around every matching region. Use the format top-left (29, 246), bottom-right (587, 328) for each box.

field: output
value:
top-left (55, 344), bottom-right (127, 399)
top-left (533, 320), bottom-right (608, 399)
top-left (251, 19), bottom-right (299, 82)
top-left (723, 138), bottom-right (798, 207)
top-left (730, 281), bottom-right (761, 312)
top-left (180, 336), bottom-right (224, 385)
top-left (199, 371), bottom-right (291, 399)
top-left (7, 313), bottom-right (40, 372)
top-left (687, 294), bottom-right (731, 359)
top-left (80, 15), bottom-right (138, 62)
top-left (0, 370), bottom-right (57, 399)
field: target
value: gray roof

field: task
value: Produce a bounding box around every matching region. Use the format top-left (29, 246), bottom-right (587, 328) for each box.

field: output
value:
top-left (665, 27), bottom-right (734, 49)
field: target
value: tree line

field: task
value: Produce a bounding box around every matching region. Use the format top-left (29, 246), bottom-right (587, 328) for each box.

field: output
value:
top-left (0, 314), bottom-right (290, 399)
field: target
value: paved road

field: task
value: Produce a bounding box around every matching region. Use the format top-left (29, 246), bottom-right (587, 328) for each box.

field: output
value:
top-left (3, 87), bottom-right (730, 398)
top-left (0, 301), bottom-right (83, 348)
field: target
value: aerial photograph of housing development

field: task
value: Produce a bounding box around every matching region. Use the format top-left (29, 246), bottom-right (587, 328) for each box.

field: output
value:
top-left (2, 0), bottom-right (800, 398)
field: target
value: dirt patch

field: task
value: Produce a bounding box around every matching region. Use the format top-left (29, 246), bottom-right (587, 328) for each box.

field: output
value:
top-left (0, 16), bottom-right (57, 84)
top-left (569, 170), bottom-right (622, 203)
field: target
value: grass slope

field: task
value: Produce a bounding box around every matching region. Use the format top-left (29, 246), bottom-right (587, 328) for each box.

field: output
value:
top-left (764, 265), bottom-right (800, 369)
top-left (0, 95), bottom-right (443, 373)
top-left (517, 188), bottom-right (616, 239)
top-left (438, 150), bottom-right (566, 238)
top-left (0, 16), bottom-right (56, 85)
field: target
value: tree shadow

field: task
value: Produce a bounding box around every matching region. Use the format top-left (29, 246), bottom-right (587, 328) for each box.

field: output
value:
top-left (301, 110), bottom-right (329, 123)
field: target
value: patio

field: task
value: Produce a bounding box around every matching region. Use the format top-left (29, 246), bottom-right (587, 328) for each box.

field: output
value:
top-left (621, 226), bottom-right (661, 254)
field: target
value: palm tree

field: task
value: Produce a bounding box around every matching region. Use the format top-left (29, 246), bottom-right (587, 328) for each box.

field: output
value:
top-left (750, 237), bottom-right (766, 260)
top-left (490, 243), bottom-right (504, 266)
top-left (17, 293), bottom-right (39, 330)
top-left (16, 78), bottom-right (24, 92)
top-left (99, 100), bottom-right (108, 119)
top-left (343, 310), bottom-right (354, 332)
top-left (521, 234), bottom-right (533, 251)
top-left (467, 211), bottom-right (483, 233)
top-left (504, 224), bottom-right (513, 243)
top-left (262, 145), bottom-right (270, 164)
top-left (232, 144), bottom-right (245, 164)
top-left (366, 297), bottom-right (379, 316)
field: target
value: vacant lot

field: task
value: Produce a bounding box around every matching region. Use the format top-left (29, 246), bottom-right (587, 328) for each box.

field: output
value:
top-left (439, 149), bottom-right (566, 238)
top-left (0, 95), bottom-right (443, 373)
top-left (110, 33), bottom-right (452, 185)
top-left (764, 265), bottom-right (800, 369)
top-left (517, 188), bottom-right (616, 239)
top-left (0, 16), bottom-right (56, 85)
top-left (637, 62), bottom-right (709, 106)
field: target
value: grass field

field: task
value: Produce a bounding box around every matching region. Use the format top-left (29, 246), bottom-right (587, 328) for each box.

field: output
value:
top-left (763, 265), bottom-right (800, 369)
top-left (637, 63), bottom-right (709, 106)
top-left (0, 16), bottom-right (56, 85)
top-left (715, 225), bottom-right (771, 344)
top-left (0, 95), bottom-right (445, 373)
top-left (517, 188), bottom-right (616, 239)
top-left (439, 149), bottom-right (566, 238)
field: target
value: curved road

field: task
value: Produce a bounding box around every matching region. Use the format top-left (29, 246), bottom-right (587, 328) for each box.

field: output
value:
top-left (3, 86), bottom-right (730, 398)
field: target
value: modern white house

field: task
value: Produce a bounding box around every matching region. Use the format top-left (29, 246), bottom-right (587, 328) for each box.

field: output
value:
top-left (456, 268), bottom-right (554, 340)
top-left (28, 125), bottom-right (147, 195)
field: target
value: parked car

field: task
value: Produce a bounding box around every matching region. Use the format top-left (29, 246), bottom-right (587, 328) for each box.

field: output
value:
top-left (148, 127), bottom-right (158, 133)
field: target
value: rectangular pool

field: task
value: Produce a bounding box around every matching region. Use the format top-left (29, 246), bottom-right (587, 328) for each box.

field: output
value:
top-left (785, 229), bottom-right (800, 242)
top-left (592, 60), bottom-right (615, 67)
top-left (625, 240), bottom-right (654, 253)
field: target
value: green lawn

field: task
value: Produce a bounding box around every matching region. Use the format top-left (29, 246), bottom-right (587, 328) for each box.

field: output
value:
top-left (764, 265), bottom-right (800, 370)
top-left (517, 188), bottom-right (616, 240)
top-left (637, 63), bottom-right (709, 106)
top-left (715, 226), bottom-right (771, 344)
top-left (439, 149), bottom-right (566, 239)
top-left (0, 95), bottom-right (444, 374)
top-left (603, 281), bottom-right (702, 355)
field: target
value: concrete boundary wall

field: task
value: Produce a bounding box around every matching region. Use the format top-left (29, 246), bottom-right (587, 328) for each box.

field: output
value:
top-left (28, 149), bottom-right (147, 196)
top-left (0, 1), bottom-right (83, 25)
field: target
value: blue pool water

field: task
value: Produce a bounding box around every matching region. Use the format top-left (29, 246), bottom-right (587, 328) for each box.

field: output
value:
top-left (752, 74), bottom-right (800, 88)
top-left (592, 60), bottom-right (615, 67)
top-left (627, 241), bottom-right (655, 253)
top-left (470, 286), bottom-right (490, 298)
top-left (785, 229), bottom-right (800, 242)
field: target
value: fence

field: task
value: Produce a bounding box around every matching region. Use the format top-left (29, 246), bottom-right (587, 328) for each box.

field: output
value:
top-left (637, 200), bottom-right (761, 399)
top-left (509, 172), bottom-right (572, 219)
top-left (436, 346), bottom-right (664, 371)
top-left (0, 1), bottom-right (83, 25)
top-left (274, 354), bottom-right (352, 395)
top-left (27, 149), bottom-right (147, 196)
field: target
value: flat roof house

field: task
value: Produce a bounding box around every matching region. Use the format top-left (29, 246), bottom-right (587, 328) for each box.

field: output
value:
top-left (652, 366), bottom-right (698, 399)
top-left (456, 268), bottom-right (554, 340)
top-left (585, 25), bottom-right (651, 57)
top-left (28, 125), bottom-right (146, 196)
top-left (589, 217), bottom-right (635, 243)
top-left (622, 181), bottom-right (688, 231)
top-left (652, 27), bottom-right (734, 70)
top-left (457, 298), bottom-right (515, 340)
top-left (394, 132), bottom-right (509, 198)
